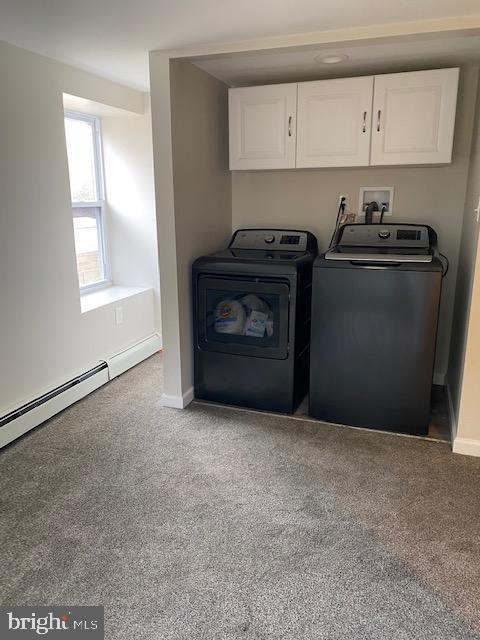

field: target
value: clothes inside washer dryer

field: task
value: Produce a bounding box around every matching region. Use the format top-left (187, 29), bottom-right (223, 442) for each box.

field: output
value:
top-left (214, 294), bottom-right (273, 337)
top-left (214, 299), bottom-right (246, 334)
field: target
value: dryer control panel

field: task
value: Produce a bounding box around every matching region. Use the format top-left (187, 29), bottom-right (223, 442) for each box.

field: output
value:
top-left (230, 229), bottom-right (313, 252)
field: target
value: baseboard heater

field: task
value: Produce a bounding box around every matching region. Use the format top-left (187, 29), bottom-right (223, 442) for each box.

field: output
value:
top-left (0, 333), bottom-right (161, 449)
top-left (0, 363), bottom-right (109, 449)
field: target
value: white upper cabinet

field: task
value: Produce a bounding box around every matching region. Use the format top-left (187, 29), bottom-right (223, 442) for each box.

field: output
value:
top-left (370, 68), bottom-right (459, 166)
top-left (229, 84), bottom-right (297, 170)
top-left (296, 76), bottom-right (374, 168)
top-left (227, 68), bottom-right (459, 170)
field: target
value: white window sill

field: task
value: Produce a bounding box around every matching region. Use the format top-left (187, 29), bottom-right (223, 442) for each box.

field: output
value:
top-left (80, 285), bottom-right (151, 313)
top-left (80, 280), bottom-right (113, 295)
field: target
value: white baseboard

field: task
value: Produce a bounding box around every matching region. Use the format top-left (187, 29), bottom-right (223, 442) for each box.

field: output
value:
top-left (447, 380), bottom-right (480, 457)
top-left (161, 386), bottom-right (194, 409)
top-left (0, 367), bottom-right (109, 449)
top-left (433, 372), bottom-right (445, 386)
top-left (107, 333), bottom-right (162, 379)
top-left (453, 437), bottom-right (480, 457)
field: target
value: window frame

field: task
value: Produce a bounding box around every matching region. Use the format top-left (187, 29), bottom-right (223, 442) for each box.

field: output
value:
top-left (64, 109), bottom-right (111, 293)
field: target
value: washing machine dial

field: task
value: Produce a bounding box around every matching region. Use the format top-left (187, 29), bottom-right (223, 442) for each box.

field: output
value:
top-left (378, 229), bottom-right (391, 239)
top-left (264, 235), bottom-right (275, 244)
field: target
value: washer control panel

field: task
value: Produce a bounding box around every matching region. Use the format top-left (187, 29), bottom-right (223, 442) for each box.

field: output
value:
top-left (339, 224), bottom-right (430, 248)
top-left (230, 229), bottom-right (309, 251)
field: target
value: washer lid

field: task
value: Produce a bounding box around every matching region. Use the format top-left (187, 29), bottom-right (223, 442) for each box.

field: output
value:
top-left (325, 247), bottom-right (433, 263)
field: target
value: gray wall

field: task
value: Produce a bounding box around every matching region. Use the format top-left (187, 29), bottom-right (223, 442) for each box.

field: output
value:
top-left (448, 76), bottom-right (480, 433)
top-left (149, 56), bottom-right (231, 400)
top-left (170, 60), bottom-right (232, 391)
top-left (232, 65), bottom-right (479, 380)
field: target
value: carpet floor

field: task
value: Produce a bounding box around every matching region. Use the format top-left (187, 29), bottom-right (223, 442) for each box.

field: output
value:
top-left (1, 353), bottom-right (480, 639)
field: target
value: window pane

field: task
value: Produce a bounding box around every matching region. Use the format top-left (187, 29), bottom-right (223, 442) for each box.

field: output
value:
top-left (73, 207), bottom-right (104, 287)
top-left (65, 117), bottom-right (98, 202)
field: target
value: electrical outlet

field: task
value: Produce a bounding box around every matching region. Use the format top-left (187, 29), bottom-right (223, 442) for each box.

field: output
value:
top-left (115, 306), bottom-right (124, 326)
top-left (338, 194), bottom-right (348, 207)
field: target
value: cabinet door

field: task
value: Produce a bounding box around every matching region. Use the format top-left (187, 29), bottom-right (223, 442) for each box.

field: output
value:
top-left (370, 68), bottom-right (459, 166)
top-left (228, 84), bottom-right (297, 170)
top-left (296, 76), bottom-right (373, 168)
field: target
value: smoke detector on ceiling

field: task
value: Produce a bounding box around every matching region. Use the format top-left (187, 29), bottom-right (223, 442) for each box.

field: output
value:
top-left (315, 54), bottom-right (349, 64)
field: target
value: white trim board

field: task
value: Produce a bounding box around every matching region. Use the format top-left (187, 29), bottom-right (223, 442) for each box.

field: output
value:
top-left (107, 333), bottom-right (161, 379)
top-left (447, 380), bottom-right (480, 458)
top-left (161, 386), bottom-right (194, 409)
top-left (453, 437), bottom-right (480, 457)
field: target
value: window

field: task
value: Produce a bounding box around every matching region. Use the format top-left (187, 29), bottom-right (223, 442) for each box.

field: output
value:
top-left (64, 111), bottom-right (110, 290)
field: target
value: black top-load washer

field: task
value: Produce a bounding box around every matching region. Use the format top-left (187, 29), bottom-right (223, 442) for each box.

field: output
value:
top-left (309, 223), bottom-right (443, 435)
top-left (193, 229), bottom-right (318, 413)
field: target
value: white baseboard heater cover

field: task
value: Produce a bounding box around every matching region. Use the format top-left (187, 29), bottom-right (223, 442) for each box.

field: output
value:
top-left (0, 363), bottom-right (109, 449)
top-left (0, 333), bottom-right (162, 449)
top-left (106, 333), bottom-right (161, 379)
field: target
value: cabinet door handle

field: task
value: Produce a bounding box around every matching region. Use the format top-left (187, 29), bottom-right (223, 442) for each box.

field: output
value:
top-left (377, 109), bottom-right (382, 132)
top-left (362, 111), bottom-right (367, 133)
top-left (288, 115), bottom-right (292, 137)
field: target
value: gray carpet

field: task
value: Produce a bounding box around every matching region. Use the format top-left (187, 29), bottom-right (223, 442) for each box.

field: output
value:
top-left (1, 353), bottom-right (480, 639)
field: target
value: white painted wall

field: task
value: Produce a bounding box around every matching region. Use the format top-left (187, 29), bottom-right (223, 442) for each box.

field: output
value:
top-left (0, 41), bottom-right (159, 414)
top-left (448, 78), bottom-right (480, 453)
top-left (149, 52), bottom-right (183, 404)
top-left (102, 97), bottom-right (161, 330)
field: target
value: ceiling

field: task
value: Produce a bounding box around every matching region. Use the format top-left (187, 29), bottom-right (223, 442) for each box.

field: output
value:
top-left (192, 33), bottom-right (480, 86)
top-left (0, 0), bottom-right (479, 91)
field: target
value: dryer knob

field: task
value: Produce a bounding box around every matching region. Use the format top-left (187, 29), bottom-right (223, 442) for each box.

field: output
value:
top-left (264, 235), bottom-right (275, 244)
top-left (378, 230), bottom-right (391, 239)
